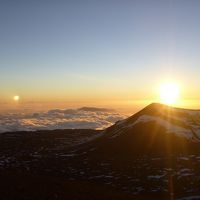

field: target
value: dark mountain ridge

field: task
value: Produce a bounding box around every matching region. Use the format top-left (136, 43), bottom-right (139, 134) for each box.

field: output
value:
top-left (74, 103), bottom-right (200, 157)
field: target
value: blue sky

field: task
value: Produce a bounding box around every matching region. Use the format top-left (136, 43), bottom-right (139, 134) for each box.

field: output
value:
top-left (1, 0), bottom-right (200, 110)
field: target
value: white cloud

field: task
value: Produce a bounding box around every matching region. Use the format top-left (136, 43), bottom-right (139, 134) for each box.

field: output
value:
top-left (0, 107), bottom-right (127, 133)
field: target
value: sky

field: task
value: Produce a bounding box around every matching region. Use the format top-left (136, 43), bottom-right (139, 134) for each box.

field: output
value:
top-left (1, 0), bottom-right (200, 113)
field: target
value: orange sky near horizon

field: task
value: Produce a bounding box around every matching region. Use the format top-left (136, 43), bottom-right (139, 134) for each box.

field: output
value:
top-left (1, 78), bottom-right (200, 114)
top-left (1, 97), bottom-right (200, 116)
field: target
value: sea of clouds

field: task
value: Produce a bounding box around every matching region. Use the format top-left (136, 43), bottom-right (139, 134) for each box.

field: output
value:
top-left (0, 107), bottom-right (127, 133)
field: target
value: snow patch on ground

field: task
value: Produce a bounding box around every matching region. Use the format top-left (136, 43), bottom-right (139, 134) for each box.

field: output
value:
top-left (129, 115), bottom-right (193, 139)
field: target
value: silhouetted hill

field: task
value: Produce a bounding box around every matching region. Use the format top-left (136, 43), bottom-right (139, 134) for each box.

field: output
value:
top-left (74, 103), bottom-right (200, 157)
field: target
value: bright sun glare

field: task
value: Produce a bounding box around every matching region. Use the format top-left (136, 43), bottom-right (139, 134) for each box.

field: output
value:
top-left (13, 95), bottom-right (20, 101)
top-left (159, 83), bottom-right (180, 105)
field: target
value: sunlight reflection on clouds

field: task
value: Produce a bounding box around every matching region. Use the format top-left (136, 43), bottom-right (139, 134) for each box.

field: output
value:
top-left (0, 107), bottom-right (127, 133)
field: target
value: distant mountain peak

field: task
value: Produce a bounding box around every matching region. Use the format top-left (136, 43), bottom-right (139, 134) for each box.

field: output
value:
top-left (78, 107), bottom-right (115, 112)
top-left (105, 103), bottom-right (200, 142)
top-left (73, 103), bottom-right (200, 157)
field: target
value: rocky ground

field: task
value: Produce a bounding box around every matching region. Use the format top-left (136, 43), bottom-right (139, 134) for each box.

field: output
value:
top-left (1, 129), bottom-right (200, 200)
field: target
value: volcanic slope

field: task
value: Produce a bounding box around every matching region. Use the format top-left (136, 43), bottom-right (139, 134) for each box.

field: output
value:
top-left (75, 103), bottom-right (200, 157)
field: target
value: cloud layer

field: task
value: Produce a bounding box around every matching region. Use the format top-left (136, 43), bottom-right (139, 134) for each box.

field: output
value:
top-left (0, 107), bottom-right (127, 133)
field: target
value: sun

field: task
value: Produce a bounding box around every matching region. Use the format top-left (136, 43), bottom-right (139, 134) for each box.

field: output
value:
top-left (159, 83), bottom-right (180, 105)
top-left (13, 95), bottom-right (20, 101)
